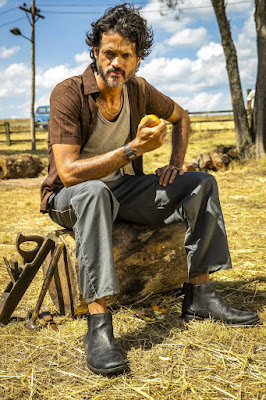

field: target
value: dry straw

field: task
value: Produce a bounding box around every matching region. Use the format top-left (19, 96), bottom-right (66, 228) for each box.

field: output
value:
top-left (0, 122), bottom-right (265, 399)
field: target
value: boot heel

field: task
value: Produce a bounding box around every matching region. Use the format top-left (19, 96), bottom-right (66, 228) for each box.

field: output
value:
top-left (183, 314), bottom-right (203, 322)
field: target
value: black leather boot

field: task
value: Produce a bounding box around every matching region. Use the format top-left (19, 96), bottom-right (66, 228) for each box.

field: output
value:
top-left (83, 311), bottom-right (126, 375)
top-left (182, 282), bottom-right (259, 325)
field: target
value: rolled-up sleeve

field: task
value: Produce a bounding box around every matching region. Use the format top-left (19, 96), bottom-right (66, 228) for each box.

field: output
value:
top-left (49, 78), bottom-right (82, 145)
top-left (143, 78), bottom-right (175, 120)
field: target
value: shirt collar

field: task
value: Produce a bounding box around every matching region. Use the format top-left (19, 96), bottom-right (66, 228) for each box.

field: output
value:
top-left (82, 64), bottom-right (99, 95)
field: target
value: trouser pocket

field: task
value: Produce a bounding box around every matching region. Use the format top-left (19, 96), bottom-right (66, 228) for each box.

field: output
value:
top-left (49, 207), bottom-right (75, 230)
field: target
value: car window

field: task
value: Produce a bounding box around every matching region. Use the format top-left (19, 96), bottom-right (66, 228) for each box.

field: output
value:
top-left (37, 107), bottom-right (47, 114)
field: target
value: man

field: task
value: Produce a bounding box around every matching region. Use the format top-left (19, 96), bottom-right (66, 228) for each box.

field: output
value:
top-left (246, 89), bottom-right (255, 111)
top-left (246, 88), bottom-right (255, 134)
top-left (41, 4), bottom-right (259, 375)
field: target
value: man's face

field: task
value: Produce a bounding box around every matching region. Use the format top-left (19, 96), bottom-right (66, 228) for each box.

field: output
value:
top-left (94, 32), bottom-right (140, 88)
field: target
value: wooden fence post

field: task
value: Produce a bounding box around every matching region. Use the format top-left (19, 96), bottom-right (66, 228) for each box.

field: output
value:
top-left (4, 122), bottom-right (10, 146)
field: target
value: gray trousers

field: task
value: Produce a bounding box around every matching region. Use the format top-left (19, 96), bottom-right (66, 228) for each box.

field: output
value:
top-left (48, 172), bottom-right (232, 304)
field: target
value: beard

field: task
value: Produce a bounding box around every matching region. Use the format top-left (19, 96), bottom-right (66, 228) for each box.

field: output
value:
top-left (96, 59), bottom-right (138, 88)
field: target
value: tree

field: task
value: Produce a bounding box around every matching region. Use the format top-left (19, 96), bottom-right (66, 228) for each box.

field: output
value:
top-left (160, 0), bottom-right (266, 158)
top-left (210, 0), bottom-right (252, 157)
top-left (254, 0), bottom-right (266, 158)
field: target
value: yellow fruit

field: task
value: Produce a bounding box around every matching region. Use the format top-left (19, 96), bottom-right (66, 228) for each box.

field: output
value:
top-left (140, 114), bottom-right (161, 127)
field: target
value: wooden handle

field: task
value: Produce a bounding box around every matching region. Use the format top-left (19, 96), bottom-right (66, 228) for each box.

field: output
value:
top-left (16, 232), bottom-right (45, 263)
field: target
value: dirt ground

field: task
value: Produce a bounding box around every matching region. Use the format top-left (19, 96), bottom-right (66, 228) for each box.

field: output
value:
top-left (0, 126), bottom-right (265, 399)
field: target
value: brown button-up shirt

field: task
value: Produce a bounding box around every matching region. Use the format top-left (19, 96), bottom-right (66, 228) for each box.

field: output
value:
top-left (40, 64), bottom-right (175, 213)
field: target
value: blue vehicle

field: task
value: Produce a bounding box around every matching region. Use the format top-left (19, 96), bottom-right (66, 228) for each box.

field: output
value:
top-left (35, 105), bottom-right (50, 128)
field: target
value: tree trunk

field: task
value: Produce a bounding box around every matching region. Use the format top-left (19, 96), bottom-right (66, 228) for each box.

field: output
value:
top-left (210, 0), bottom-right (253, 157)
top-left (43, 223), bottom-right (187, 317)
top-left (0, 155), bottom-right (44, 179)
top-left (254, 0), bottom-right (266, 159)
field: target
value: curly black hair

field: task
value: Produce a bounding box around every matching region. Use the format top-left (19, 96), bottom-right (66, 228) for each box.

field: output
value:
top-left (86, 3), bottom-right (153, 69)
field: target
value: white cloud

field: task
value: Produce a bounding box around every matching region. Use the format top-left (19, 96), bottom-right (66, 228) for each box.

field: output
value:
top-left (179, 0), bottom-right (214, 19)
top-left (242, 9), bottom-right (256, 38)
top-left (0, 46), bottom-right (20, 59)
top-left (235, 9), bottom-right (257, 88)
top-left (74, 51), bottom-right (92, 64)
top-left (0, 88), bottom-right (8, 97)
top-left (151, 42), bottom-right (169, 57)
top-left (141, 0), bottom-right (253, 35)
top-left (238, 57), bottom-right (257, 88)
top-left (236, 37), bottom-right (255, 58)
top-left (0, 63), bottom-right (31, 98)
top-left (140, 0), bottom-right (192, 33)
top-left (0, 0), bottom-right (7, 7)
top-left (8, 101), bottom-right (31, 120)
top-left (37, 65), bottom-right (73, 89)
top-left (174, 92), bottom-right (231, 112)
top-left (235, 10), bottom-right (256, 59)
top-left (140, 4), bottom-right (256, 111)
top-left (4, 63), bottom-right (30, 79)
top-left (36, 94), bottom-right (50, 108)
top-left (197, 42), bottom-right (223, 61)
top-left (138, 42), bottom-right (227, 96)
top-left (139, 57), bottom-right (192, 92)
top-left (35, 51), bottom-right (92, 92)
top-left (168, 27), bottom-right (208, 47)
top-left (0, 57), bottom-right (91, 118)
top-left (36, 64), bottom-right (85, 90)
top-left (35, 63), bottom-right (89, 111)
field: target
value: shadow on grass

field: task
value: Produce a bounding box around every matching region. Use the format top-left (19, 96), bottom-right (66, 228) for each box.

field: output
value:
top-left (1, 278), bottom-right (264, 356)
top-left (113, 277), bottom-right (265, 353)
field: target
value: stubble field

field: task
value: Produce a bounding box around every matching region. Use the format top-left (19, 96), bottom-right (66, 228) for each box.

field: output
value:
top-left (0, 118), bottom-right (265, 399)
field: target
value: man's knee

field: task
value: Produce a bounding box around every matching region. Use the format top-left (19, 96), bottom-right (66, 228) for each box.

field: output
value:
top-left (71, 180), bottom-right (119, 220)
top-left (186, 171), bottom-right (218, 193)
top-left (199, 172), bottom-right (218, 195)
top-left (74, 180), bottom-right (111, 201)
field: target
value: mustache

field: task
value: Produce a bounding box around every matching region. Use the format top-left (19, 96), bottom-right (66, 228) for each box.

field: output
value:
top-left (106, 67), bottom-right (125, 78)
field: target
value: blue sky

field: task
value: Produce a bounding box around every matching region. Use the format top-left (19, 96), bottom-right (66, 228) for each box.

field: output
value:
top-left (0, 0), bottom-right (256, 118)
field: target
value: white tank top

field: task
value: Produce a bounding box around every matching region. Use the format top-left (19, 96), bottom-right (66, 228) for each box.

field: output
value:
top-left (80, 85), bottom-right (135, 181)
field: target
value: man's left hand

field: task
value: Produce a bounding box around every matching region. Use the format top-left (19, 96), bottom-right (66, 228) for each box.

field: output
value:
top-left (155, 165), bottom-right (184, 187)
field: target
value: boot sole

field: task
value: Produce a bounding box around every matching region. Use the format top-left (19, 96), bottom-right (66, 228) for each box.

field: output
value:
top-left (86, 360), bottom-right (126, 375)
top-left (182, 314), bottom-right (260, 325)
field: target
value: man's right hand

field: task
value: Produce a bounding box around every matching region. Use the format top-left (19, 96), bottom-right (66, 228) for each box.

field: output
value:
top-left (130, 117), bottom-right (167, 156)
top-left (52, 117), bottom-right (167, 188)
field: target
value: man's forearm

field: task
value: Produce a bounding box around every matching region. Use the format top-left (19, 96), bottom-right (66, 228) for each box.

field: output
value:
top-left (54, 118), bottom-right (168, 187)
top-left (53, 144), bottom-right (131, 188)
top-left (170, 112), bottom-right (190, 168)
